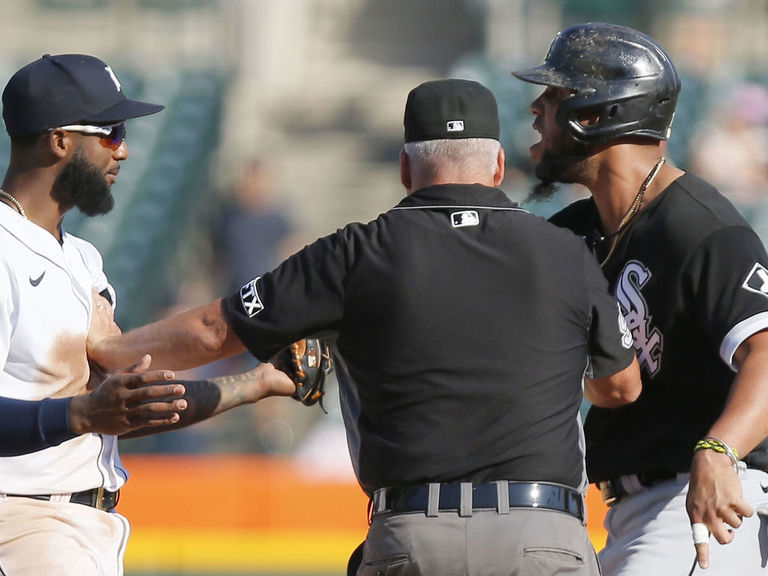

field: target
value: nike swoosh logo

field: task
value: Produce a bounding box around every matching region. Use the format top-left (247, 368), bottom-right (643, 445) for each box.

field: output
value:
top-left (29, 271), bottom-right (45, 287)
top-left (761, 483), bottom-right (768, 494)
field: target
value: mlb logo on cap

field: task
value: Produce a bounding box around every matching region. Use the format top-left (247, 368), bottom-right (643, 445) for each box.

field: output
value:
top-left (404, 78), bottom-right (500, 143)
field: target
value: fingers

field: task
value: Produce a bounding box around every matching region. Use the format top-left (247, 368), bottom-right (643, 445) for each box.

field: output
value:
top-left (706, 499), bottom-right (753, 543)
top-left (694, 543), bottom-right (709, 570)
top-left (260, 362), bottom-right (303, 397)
top-left (708, 518), bottom-right (735, 546)
top-left (119, 394), bottom-right (188, 432)
top-left (128, 398), bottom-right (188, 425)
top-left (88, 290), bottom-right (121, 338)
top-left (718, 509), bottom-right (743, 531)
top-left (686, 448), bottom-right (752, 567)
top-left (734, 500), bottom-right (755, 520)
top-left (142, 414), bottom-right (182, 426)
top-left (690, 498), bottom-right (753, 570)
top-left (116, 356), bottom-right (175, 390)
top-left (691, 522), bottom-right (713, 570)
top-left (124, 354), bottom-right (153, 374)
top-left (126, 383), bottom-right (186, 403)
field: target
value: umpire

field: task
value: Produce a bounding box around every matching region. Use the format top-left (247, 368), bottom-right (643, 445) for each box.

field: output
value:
top-left (88, 79), bottom-right (641, 576)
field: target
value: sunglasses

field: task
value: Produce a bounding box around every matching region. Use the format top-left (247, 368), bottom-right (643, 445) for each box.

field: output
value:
top-left (58, 122), bottom-right (127, 150)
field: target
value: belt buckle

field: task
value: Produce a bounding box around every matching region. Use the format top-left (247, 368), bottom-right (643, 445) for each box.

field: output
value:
top-left (597, 480), bottom-right (618, 507)
top-left (94, 486), bottom-right (106, 510)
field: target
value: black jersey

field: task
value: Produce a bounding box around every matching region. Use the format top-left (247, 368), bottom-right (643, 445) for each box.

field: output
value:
top-left (550, 172), bottom-right (768, 480)
top-left (223, 184), bottom-right (635, 494)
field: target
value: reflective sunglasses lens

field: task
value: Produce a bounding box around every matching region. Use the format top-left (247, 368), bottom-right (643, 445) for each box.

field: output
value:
top-left (101, 123), bottom-right (126, 150)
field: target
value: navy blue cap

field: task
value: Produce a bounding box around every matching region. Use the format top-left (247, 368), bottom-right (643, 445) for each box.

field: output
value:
top-left (2, 54), bottom-right (164, 137)
top-left (404, 79), bottom-right (500, 143)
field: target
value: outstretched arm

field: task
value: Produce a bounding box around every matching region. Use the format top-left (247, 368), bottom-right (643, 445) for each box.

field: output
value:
top-left (88, 297), bottom-right (246, 372)
top-left (122, 361), bottom-right (296, 438)
top-left (0, 358), bottom-right (296, 455)
top-left (0, 354), bottom-right (187, 456)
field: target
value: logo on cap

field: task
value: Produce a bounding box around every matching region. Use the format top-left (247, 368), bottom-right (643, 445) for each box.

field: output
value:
top-left (104, 66), bottom-right (121, 92)
top-left (446, 120), bottom-right (464, 132)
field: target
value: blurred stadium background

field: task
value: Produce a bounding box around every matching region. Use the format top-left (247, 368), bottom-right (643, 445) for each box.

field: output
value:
top-left (1, 0), bottom-right (768, 574)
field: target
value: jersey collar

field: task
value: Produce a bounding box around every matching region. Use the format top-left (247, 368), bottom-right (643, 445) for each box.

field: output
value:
top-left (399, 184), bottom-right (518, 209)
top-left (0, 206), bottom-right (71, 268)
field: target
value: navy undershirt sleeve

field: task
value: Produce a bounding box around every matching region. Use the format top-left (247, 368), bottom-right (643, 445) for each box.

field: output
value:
top-left (0, 397), bottom-right (76, 456)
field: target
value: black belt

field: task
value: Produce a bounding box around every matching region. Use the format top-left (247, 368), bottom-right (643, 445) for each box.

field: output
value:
top-left (7, 488), bottom-right (119, 511)
top-left (597, 470), bottom-right (679, 506)
top-left (372, 481), bottom-right (584, 522)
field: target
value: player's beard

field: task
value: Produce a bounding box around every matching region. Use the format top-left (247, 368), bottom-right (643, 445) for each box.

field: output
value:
top-left (51, 149), bottom-right (115, 216)
top-left (524, 135), bottom-right (593, 204)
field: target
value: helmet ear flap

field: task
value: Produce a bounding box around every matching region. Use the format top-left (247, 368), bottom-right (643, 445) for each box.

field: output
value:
top-left (557, 89), bottom-right (673, 144)
top-left (556, 96), bottom-right (620, 143)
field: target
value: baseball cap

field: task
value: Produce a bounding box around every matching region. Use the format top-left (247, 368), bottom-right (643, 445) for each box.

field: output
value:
top-left (404, 79), bottom-right (500, 143)
top-left (2, 53), bottom-right (164, 137)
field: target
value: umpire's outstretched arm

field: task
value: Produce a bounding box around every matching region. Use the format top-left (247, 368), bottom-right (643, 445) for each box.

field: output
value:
top-left (88, 298), bottom-right (243, 372)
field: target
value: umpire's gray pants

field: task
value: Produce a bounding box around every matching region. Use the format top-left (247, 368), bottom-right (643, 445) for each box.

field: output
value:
top-left (358, 508), bottom-right (600, 576)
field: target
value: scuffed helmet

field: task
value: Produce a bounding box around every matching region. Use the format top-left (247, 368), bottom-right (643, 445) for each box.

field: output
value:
top-left (513, 22), bottom-right (681, 143)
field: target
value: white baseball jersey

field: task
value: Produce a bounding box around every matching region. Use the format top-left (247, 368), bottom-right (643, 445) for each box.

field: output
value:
top-left (0, 204), bottom-right (127, 494)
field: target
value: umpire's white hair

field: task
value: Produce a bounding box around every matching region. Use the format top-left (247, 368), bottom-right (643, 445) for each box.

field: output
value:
top-left (404, 138), bottom-right (500, 177)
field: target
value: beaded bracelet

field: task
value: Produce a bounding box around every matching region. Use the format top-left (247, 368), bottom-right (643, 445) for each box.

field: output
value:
top-left (694, 436), bottom-right (739, 466)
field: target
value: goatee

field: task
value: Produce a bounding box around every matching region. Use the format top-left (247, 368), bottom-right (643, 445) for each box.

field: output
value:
top-left (524, 142), bottom-right (593, 205)
top-left (523, 180), bottom-right (560, 205)
top-left (51, 149), bottom-right (114, 216)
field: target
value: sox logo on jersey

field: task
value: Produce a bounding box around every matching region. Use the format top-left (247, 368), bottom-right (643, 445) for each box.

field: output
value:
top-left (615, 260), bottom-right (663, 376)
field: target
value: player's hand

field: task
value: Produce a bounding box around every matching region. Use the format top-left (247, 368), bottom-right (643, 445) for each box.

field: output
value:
top-left (686, 448), bottom-right (753, 569)
top-left (69, 354), bottom-right (187, 436)
top-left (87, 289), bottom-right (121, 355)
top-left (239, 362), bottom-right (297, 403)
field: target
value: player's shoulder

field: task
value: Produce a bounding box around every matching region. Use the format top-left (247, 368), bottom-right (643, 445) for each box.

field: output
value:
top-left (647, 172), bottom-right (755, 253)
top-left (666, 172), bottom-right (750, 228)
top-left (63, 232), bottom-right (106, 269)
top-left (64, 232), bottom-right (100, 254)
top-left (0, 212), bottom-right (40, 258)
top-left (0, 210), bottom-right (24, 239)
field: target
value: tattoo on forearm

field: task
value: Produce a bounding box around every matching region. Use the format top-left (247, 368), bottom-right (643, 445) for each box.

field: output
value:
top-left (121, 371), bottom-right (260, 439)
top-left (208, 373), bottom-right (253, 409)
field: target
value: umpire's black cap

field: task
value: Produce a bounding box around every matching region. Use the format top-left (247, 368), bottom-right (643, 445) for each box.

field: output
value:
top-left (404, 79), bottom-right (500, 143)
top-left (2, 53), bottom-right (164, 137)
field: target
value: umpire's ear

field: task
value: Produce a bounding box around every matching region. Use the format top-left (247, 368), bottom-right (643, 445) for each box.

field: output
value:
top-left (400, 149), bottom-right (412, 194)
top-left (493, 146), bottom-right (506, 187)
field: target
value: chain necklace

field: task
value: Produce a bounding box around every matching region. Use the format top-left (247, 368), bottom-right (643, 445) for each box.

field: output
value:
top-left (597, 156), bottom-right (666, 267)
top-left (0, 189), bottom-right (26, 218)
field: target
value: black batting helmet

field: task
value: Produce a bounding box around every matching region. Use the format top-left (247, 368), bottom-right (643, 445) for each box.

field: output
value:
top-left (512, 22), bottom-right (681, 144)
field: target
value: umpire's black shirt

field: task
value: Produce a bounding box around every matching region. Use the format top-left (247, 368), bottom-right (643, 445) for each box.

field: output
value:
top-left (223, 184), bottom-right (635, 495)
